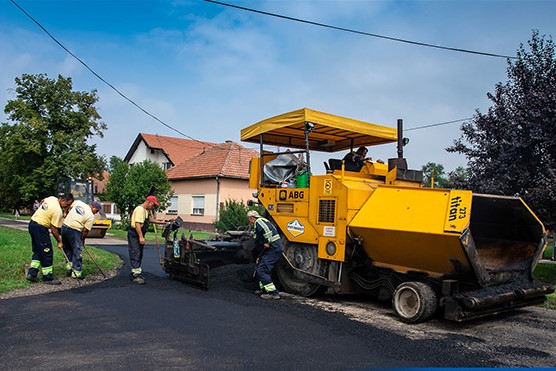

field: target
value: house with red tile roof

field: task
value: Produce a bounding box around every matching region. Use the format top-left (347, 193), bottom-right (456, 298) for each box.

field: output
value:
top-left (124, 133), bottom-right (215, 171)
top-left (124, 133), bottom-right (259, 231)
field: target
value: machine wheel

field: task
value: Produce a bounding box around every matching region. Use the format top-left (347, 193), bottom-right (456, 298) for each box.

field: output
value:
top-left (276, 240), bottom-right (325, 297)
top-left (392, 281), bottom-right (438, 323)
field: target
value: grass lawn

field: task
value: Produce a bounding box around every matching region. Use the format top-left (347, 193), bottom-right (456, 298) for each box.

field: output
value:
top-left (0, 225), bottom-right (122, 294)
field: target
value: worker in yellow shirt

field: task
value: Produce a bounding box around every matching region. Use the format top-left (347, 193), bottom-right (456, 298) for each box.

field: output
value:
top-left (128, 196), bottom-right (168, 285)
top-left (61, 200), bottom-right (102, 279)
top-left (27, 193), bottom-right (74, 285)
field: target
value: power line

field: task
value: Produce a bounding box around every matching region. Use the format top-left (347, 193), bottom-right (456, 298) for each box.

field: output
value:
top-left (405, 118), bottom-right (471, 131)
top-left (203, 0), bottom-right (516, 60)
top-left (9, 0), bottom-right (213, 148)
top-left (11, 0), bottom-right (475, 149)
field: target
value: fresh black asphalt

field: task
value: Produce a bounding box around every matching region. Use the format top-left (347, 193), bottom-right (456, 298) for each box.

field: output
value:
top-left (0, 221), bottom-right (495, 369)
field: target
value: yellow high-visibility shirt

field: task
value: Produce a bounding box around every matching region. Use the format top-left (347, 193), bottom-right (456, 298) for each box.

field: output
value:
top-left (31, 196), bottom-right (63, 228)
top-left (131, 205), bottom-right (148, 227)
top-left (63, 200), bottom-right (95, 232)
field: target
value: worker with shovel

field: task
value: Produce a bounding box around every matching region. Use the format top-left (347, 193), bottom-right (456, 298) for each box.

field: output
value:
top-left (128, 196), bottom-right (168, 285)
top-left (248, 210), bottom-right (284, 300)
top-left (26, 193), bottom-right (74, 285)
top-left (61, 200), bottom-right (102, 279)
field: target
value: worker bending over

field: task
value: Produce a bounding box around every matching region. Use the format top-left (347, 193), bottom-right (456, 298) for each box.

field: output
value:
top-left (27, 193), bottom-right (74, 285)
top-left (61, 200), bottom-right (102, 279)
top-left (248, 210), bottom-right (284, 300)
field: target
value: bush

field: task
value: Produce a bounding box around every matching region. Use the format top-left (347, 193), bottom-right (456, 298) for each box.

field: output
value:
top-left (215, 200), bottom-right (265, 232)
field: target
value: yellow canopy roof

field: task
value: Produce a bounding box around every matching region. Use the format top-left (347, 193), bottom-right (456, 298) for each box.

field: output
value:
top-left (240, 108), bottom-right (397, 152)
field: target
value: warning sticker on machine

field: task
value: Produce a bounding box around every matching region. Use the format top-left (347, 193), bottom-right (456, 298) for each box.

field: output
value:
top-left (324, 179), bottom-right (332, 195)
top-left (287, 219), bottom-right (305, 237)
top-left (323, 226), bottom-right (335, 237)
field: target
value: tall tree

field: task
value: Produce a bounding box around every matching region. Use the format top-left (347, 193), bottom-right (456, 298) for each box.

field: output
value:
top-left (421, 162), bottom-right (448, 188)
top-left (106, 160), bottom-right (173, 227)
top-left (444, 166), bottom-right (469, 190)
top-left (448, 31), bottom-right (556, 227)
top-left (0, 74), bottom-right (106, 209)
top-left (108, 155), bottom-right (123, 173)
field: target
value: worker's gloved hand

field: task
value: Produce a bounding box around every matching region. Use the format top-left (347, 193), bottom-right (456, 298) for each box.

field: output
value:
top-left (263, 243), bottom-right (270, 250)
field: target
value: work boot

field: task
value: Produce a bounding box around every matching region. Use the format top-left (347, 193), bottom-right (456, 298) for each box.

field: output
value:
top-left (260, 292), bottom-right (280, 300)
top-left (254, 289), bottom-right (264, 295)
top-left (71, 271), bottom-right (84, 280)
top-left (26, 272), bottom-right (39, 283)
top-left (132, 274), bottom-right (146, 285)
top-left (66, 270), bottom-right (72, 277)
top-left (26, 267), bottom-right (39, 282)
top-left (42, 274), bottom-right (61, 285)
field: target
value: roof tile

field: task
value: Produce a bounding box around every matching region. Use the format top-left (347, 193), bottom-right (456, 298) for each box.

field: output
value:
top-left (166, 141), bottom-right (259, 179)
top-left (141, 133), bottom-right (215, 166)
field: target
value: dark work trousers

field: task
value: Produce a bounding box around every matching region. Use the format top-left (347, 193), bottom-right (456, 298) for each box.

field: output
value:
top-left (127, 229), bottom-right (145, 275)
top-left (256, 247), bottom-right (283, 289)
top-left (61, 225), bottom-right (84, 272)
top-left (28, 220), bottom-right (53, 274)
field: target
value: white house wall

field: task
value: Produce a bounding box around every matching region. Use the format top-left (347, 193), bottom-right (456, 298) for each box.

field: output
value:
top-left (128, 141), bottom-right (168, 167)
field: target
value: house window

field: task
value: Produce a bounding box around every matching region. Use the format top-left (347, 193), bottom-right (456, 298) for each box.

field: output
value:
top-left (192, 195), bottom-right (205, 216)
top-left (168, 196), bottom-right (178, 215)
top-left (164, 162), bottom-right (173, 171)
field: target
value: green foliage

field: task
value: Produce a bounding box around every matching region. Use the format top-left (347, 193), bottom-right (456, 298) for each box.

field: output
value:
top-left (421, 162), bottom-right (448, 188)
top-left (444, 166), bottom-right (469, 190)
top-left (214, 199), bottom-right (265, 232)
top-left (0, 74), bottom-right (106, 210)
top-left (0, 225), bottom-right (121, 294)
top-left (106, 159), bottom-right (173, 228)
top-left (215, 199), bottom-right (249, 232)
top-left (108, 155), bottom-right (123, 173)
top-left (448, 31), bottom-right (556, 228)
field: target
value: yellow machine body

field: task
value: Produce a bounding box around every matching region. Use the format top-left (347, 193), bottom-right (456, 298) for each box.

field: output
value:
top-left (242, 108), bottom-right (553, 322)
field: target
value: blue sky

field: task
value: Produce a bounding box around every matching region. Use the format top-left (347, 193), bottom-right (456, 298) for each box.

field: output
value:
top-left (1, 0), bottom-right (555, 173)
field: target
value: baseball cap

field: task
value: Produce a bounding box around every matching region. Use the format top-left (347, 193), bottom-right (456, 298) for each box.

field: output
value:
top-left (90, 201), bottom-right (102, 212)
top-left (146, 195), bottom-right (159, 206)
top-left (247, 210), bottom-right (261, 218)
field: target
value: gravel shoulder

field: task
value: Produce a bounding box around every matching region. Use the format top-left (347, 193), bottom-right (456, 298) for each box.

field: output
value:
top-left (0, 269), bottom-right (120, 300)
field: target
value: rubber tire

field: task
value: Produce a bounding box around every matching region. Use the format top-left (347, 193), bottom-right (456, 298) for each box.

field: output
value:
top-left (392, 281), bottom-right (438, 323)
top-left (275, 241), bottom-right (324, 297)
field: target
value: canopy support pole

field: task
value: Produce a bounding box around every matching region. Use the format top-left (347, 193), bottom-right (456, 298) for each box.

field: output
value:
top-left (304, 122), bottom-right (313, 186)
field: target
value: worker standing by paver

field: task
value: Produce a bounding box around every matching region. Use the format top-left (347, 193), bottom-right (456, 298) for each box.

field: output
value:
top-left (27, 193), bottom-right (74, 285)
top-left (247, 210), bottom-right (284, 300)
top-left (128, 195), bottom-right (167, 285)
top-left (61, 200), bottom-right (102, 279)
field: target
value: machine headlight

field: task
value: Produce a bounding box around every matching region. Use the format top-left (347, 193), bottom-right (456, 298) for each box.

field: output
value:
top-left (326, 241), bottom-right (336, 256)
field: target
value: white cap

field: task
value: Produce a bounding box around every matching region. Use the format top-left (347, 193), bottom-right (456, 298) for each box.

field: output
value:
top-left (247, 210), bottom-right (261, 218)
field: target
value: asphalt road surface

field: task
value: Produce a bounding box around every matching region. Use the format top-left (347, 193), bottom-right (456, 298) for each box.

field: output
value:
top-left (1, 219), bottom-right (555, 369)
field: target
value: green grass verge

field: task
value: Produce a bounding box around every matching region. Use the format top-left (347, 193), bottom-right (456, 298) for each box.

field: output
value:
top-left (0, 212), bottom-right (31, 220)
top-left (543, 242), bottom-right (555, 260)
top-left (533, 263), bottom-right (556, 310)
top-left (0, 225), bottom-right (122, 294)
